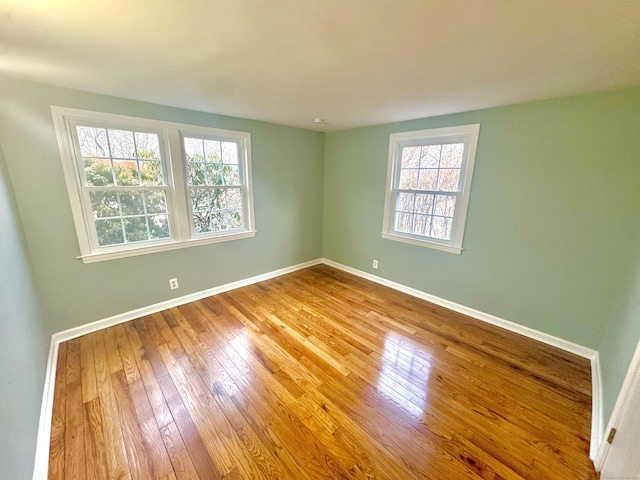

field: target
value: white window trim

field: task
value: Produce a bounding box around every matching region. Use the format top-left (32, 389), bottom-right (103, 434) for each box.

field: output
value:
top-left (381, 124), bottom-right (480, 254)
top-left (51, 106), bottom-right (256, 263)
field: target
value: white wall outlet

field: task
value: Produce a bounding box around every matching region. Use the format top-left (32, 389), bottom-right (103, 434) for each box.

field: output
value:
top-left (169, 278), bottom-right (179, 290)
top-left (372, 259), bottom-right (379, 269)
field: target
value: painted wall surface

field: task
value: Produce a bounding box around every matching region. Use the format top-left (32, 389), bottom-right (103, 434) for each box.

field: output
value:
top-left (323, 87), bottom-right (640, 350)
top-left (599, 248), bottom-right (640, 427)
top-left (0, 76), bottom-right (324, 333)
top-left (0, 145), bottom-right (49, 478)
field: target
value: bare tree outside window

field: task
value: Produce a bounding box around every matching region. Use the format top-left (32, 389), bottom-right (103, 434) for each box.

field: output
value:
top-left (382, 124), bottom-right (480, 254)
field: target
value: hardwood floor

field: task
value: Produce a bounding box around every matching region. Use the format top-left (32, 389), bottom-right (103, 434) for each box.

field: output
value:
top-left (48, 265), bottom-right (597, 479)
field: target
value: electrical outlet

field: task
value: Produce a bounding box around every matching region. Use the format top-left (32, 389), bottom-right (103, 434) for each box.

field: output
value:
top-left (372, 259), bottom-right (379, 269)
top-left (169, 278), bottom-right (179, 290)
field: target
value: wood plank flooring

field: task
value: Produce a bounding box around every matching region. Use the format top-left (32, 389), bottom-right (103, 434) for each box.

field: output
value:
top-left (48, 265), bottom-right (597, 479)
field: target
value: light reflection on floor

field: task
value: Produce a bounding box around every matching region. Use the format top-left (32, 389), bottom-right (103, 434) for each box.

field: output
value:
top-left (230, 333), bottom-right (250, 358)
top-left (377, 332), bottom-right (432, 418)
top-left (223, 333), bottom-right (251, 395)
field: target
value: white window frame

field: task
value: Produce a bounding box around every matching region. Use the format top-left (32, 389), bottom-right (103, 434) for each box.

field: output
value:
top-left (52, 106), bottom-right (256, 263)
top-left (180, 129), bottom-right (253, 239)
top-left (381, 124), bottom-right (480, 254)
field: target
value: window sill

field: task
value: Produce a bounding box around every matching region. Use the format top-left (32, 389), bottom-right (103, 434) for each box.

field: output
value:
top-left (78, 230), bottom-right (257, 264)
top-left (381, 232), bottom-right (462, 254)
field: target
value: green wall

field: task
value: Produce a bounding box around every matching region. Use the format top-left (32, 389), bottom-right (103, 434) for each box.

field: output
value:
top-left (598, 249), bottom-right (640, 424)
top-left (0, 76), bottom-right (325, 334)
top-left (0, 144), bottom-right (49, 478)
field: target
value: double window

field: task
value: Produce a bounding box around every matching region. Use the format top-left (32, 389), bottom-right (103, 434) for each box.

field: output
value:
top-left (52, 107), bottom-right (255, 263)
top-left (382, 124), bottom-right (480, 254)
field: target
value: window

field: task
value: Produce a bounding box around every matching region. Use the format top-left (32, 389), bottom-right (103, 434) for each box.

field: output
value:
top-left (182, 134), bottom-right (246, 235)
top-left (52, 107), bottom-right (255, 263)
top-left (382, 124), bottom-right (480, 254)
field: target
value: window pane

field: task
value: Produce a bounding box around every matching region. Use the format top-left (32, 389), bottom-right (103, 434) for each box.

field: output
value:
top-left (210, 188), bottom-right (224, 210)
top-left (145, 191), bottom-right (167, 214)
top-left (134, 132), bottom-right (160, 159)
top-left (204, 140), bottom-right (221, 163)
top-left (420, 145), bottom-right (441, 168)
top-left (223, 165), bottom-right (240, 185)
top-left (113, 160), bottom-right (140, 186)
top-left (441, 143), bottom-right (464, 168)
top-left (397, 192), bottom-right (414, 213)
top-left (433, 194), bottom-right (456, 217)
top-left (191, 189), bottom-right (211, 212)
top-left (417, 169), bottom-right (438, 190)
top-left (90, 191), bottom-right (119, 218)
top-left (431, 216), bottom-right (452, 240)
top-left (437, 169), bottom-right (461, 191)
top-left (77, 126), bottom-right (109, 158)
top-left (414, 193), bottom-right (434, 215)
top-left (95, 218), bottom-right (124, 246)
top-left (184, 137), bottom-right (204, 161)
top-left (187, 162), bottom-right (205, 186)
top-left (395, 212), bottom-right (413, 233)
top-left (108, 129), bottom-right (136, 159)
top-left (124, 217), bottom-right (148, 242)
top-left (120, 191), bottom-right (145, 215)
top-left (212, 211), bottom-right (227, 231)
top-left (226, 188), bottom-right (242, 210)
top-left (399, 169), bottom-right (418, 189)
top-left (84, 158), bottom-right (114, 186)
top-left (414, 214), bottom-right (431, 236)
top-left (149, 215), bottom-right (170, 239)
top-left (227, 210), bottom-right (243, 229)
top-left (140, 160), bottom-right (163, 186)
top-left (401, 147), bottom-right (420, 168)
top-left (221, 142), bottom-right (238, 164)
top-left (207, 164), bottom-right (223, 186)
top-left (193, 211), bottom-right (211, 233)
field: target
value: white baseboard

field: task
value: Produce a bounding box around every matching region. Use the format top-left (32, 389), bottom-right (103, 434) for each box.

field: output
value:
top-left (594, 338), bottom-right (640, 471)
top-left (320, 258), bottom-right (603, 460)
top-left (590, 352), bottom-right (603, 460)
top-left (32, 336), bottom-right (59, 480)
top-left (32, 258), bottom-right (322, 479)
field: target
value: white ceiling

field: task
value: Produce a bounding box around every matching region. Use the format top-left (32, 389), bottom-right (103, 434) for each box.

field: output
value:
top-left (1, 0), bottom-right (639, 131)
